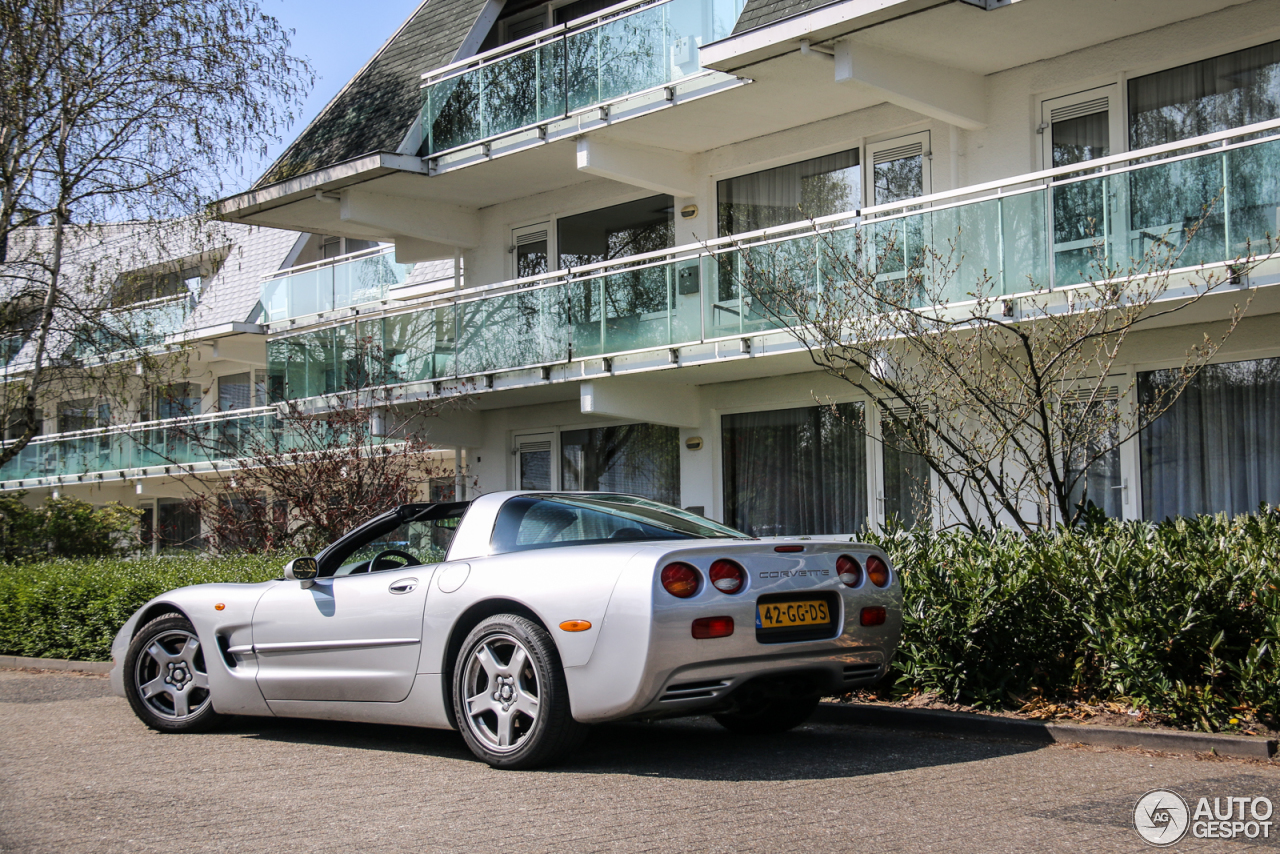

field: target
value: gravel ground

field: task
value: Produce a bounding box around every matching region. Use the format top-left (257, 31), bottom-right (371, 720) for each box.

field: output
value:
top-left (1, 668), bottom-right (1277, 854)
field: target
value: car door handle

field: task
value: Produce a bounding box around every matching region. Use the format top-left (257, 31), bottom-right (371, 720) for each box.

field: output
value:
top-left (388, 577), bottom-right (419, 595)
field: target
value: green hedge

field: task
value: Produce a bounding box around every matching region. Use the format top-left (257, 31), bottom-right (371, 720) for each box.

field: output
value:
top-left (1, 510), bottom-right (1276, 732)
top-left (0, 555), bottom-right (286, 662)
top-left (866, 508), bottom-right (1280, 732)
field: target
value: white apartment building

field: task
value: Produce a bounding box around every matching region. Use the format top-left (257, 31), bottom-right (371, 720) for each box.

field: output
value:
top-left (4, 0), bottom-right (1280, 542)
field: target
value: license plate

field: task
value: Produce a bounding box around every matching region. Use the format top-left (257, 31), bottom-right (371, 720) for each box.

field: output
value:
top-left (756, 599), bottom-right (832, 629)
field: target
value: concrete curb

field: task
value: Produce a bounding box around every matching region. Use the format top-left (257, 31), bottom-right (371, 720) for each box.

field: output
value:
top-left (0, 655), bottom-right (112, 675)
top-left (815, 703), bottom-right (1277, 761)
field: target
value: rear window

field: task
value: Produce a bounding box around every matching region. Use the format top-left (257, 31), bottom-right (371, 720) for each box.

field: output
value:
top-left (491, 494), bottom-right (748, 554)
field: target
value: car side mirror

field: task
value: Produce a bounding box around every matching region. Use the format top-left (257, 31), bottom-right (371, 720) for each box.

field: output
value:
top-left (284, 556), bottom-right (319, 589)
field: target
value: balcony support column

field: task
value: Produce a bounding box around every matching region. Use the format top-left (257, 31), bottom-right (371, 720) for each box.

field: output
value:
top-left (575, 138), bottom-right (699, 198)
top-left (833, 40), bottom-right (987, 130)
top-left (580, 377), bottom-right (702, 428)
top-left (339, 188), bottom-right (481, 261)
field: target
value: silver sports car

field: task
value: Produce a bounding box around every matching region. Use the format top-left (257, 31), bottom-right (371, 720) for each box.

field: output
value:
top-left (111, 492), bottom-right (902, 769)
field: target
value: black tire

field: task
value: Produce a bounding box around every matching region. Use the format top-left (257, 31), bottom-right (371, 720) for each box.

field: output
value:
top-left (452, 614), bottom-right (587, 769)
top-left (123, 614), bottom-right (224, 734)
top-left (714, 694), bottom-right (819, 735)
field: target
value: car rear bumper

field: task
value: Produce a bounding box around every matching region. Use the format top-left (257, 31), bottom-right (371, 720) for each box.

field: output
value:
top-left (626, 646), bottom-right (887, 720)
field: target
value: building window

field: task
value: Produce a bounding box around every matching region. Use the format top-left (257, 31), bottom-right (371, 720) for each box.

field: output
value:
top-left (4, 407), bottom-right (42, 440)
top-left (140, 505), bottom-right (155, 549)
top-left (218, 372), bottom-right (251, 411)
top-left (881, 415), bottom-right (930, 528)
top-left (717, 149), bottom-right (861, 237)
top-left (108, 268), bottom-right (197, 309)
top-left (557, 195), bottom-right (674, 269)
top-left (1129, 39), bottom-right (1280, 150)
top-left (58, 399), bottom-right (108, 433)
top-left (1139, 357), bottom-right (1280, 520)
top-left (145, 383), bottom-right (200, 421)
top-left (867, 133), bottom-right (930, 208)
top-left (517, 434), bottom-right (555, 490)
top-left (319, 234), bottom-right (376, 260)
top-left (157, 498), bottom-right (201, 550)
top-left (722, 402), bottom-right (868, 536)
top-left (561, 423), bottom-right (680, 505)
top-left (512, 222), bottom-right (550, 279)
top-left (1064, 397), bottom-right (1123, 518)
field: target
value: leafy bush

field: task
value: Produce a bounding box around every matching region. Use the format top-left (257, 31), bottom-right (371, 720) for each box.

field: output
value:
top-left (0, 554), bottom-right (287, 661)
top-left (867, 507), bottom-right (1280, 732)
top-left (0, 492), bottom-right (142, 561)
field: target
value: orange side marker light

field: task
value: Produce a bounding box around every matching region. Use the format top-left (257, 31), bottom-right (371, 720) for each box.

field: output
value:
top-left (559, 620), bottom-right (592, 632)
top-left (214, 603), bottom-right (226, 611)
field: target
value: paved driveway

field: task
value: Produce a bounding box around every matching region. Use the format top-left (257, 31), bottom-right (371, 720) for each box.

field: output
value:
top-left (0, 669), bottom-right (1276, 853)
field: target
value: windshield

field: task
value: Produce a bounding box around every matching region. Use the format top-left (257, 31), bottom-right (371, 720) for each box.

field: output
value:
top-left (491, 493), bottom-right (749, 555)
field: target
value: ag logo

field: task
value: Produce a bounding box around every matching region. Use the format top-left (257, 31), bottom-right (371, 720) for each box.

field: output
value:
top-left (1134, 789), bottom-right (1190, 846)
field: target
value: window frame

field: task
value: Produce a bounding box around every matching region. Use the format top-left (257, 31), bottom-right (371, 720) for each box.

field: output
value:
top-left (1038, 84), bottom-right (1124, 172)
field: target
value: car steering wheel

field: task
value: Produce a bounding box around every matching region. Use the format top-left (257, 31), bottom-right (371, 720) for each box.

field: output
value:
top-left (369, 549), bottom-right (419, 572)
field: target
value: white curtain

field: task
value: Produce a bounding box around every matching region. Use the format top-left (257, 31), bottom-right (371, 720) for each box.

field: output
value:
top-left (722, 403), bottom-right (868, 536)
top-left (1140, 357), bottom-right (1280, 520)
top-left (1129, 39), bottom-right (1280, 149)
top-left (717, 149), bottom-right (861, 237)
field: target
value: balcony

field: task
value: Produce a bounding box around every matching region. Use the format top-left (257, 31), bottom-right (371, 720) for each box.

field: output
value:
top-left (260, 247), bottom-right (414, 323)
top-left (0, 408), bottom-right (290, 488)
top-left (67, 294), bottom-right (192, 361)
top-left (420, 0), bottom-right (744, 159)
top-left (265, 120), bottom-right (1280, 401)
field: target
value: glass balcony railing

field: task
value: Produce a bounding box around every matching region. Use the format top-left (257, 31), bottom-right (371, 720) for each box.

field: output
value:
top-left (266, 121), bottom-right (1280, 401)
top-left (70, 294), bottom-right (192, 359)
top-left (420, 0), bottom-right (744, 156)
top-left (260, 247), bottom-right (413, 323)
top-left (1, 333), bottom-right (24, 366)
top-left (0, 408), bottom-right (295, 485)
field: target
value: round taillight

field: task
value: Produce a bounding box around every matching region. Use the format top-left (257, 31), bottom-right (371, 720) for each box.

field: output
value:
top-left (660, 562), bottom-right (700, 598)
top-left (867, 555), bottom-right (891, 588)
top-left (836, 554), bottom-right (863, 588)
top-left (708, 559), bottom-right (745, 594)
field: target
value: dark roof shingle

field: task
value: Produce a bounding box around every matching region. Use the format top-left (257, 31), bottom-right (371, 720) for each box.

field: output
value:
top-left (257, 0), bottom-right (490, 187)
top-left (731, 0), bottom-right (843, 35)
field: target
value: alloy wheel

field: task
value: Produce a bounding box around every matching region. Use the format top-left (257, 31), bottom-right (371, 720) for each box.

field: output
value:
top-left (132, 628), bottom-right (213, 721)
top-left (461, 633), bottom-right (541, 753)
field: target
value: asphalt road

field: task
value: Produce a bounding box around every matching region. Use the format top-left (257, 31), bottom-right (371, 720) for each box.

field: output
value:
top-left (1, 669), bottom-right (1277, 854)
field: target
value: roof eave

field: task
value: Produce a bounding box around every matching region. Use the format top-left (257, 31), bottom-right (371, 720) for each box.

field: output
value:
top-left (167, 322), bottom-right (266, 345)
top-left (215, 152), bottom-right (428, 224)
top-left (701, 0), bottom-right (943, 73)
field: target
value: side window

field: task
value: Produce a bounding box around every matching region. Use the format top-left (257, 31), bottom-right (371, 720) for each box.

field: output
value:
top-left (347, 518), bottom-right (460, 568)
top-left (492, 496), bottom-right (683, 553)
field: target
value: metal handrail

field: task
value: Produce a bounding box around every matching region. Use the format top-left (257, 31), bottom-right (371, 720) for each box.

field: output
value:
top-left (0, 406), bottom-right (278, 449)
top-left (421, 0), bottom-right (673, 85)
top-left (262, 245), bottom-right (394, 282)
